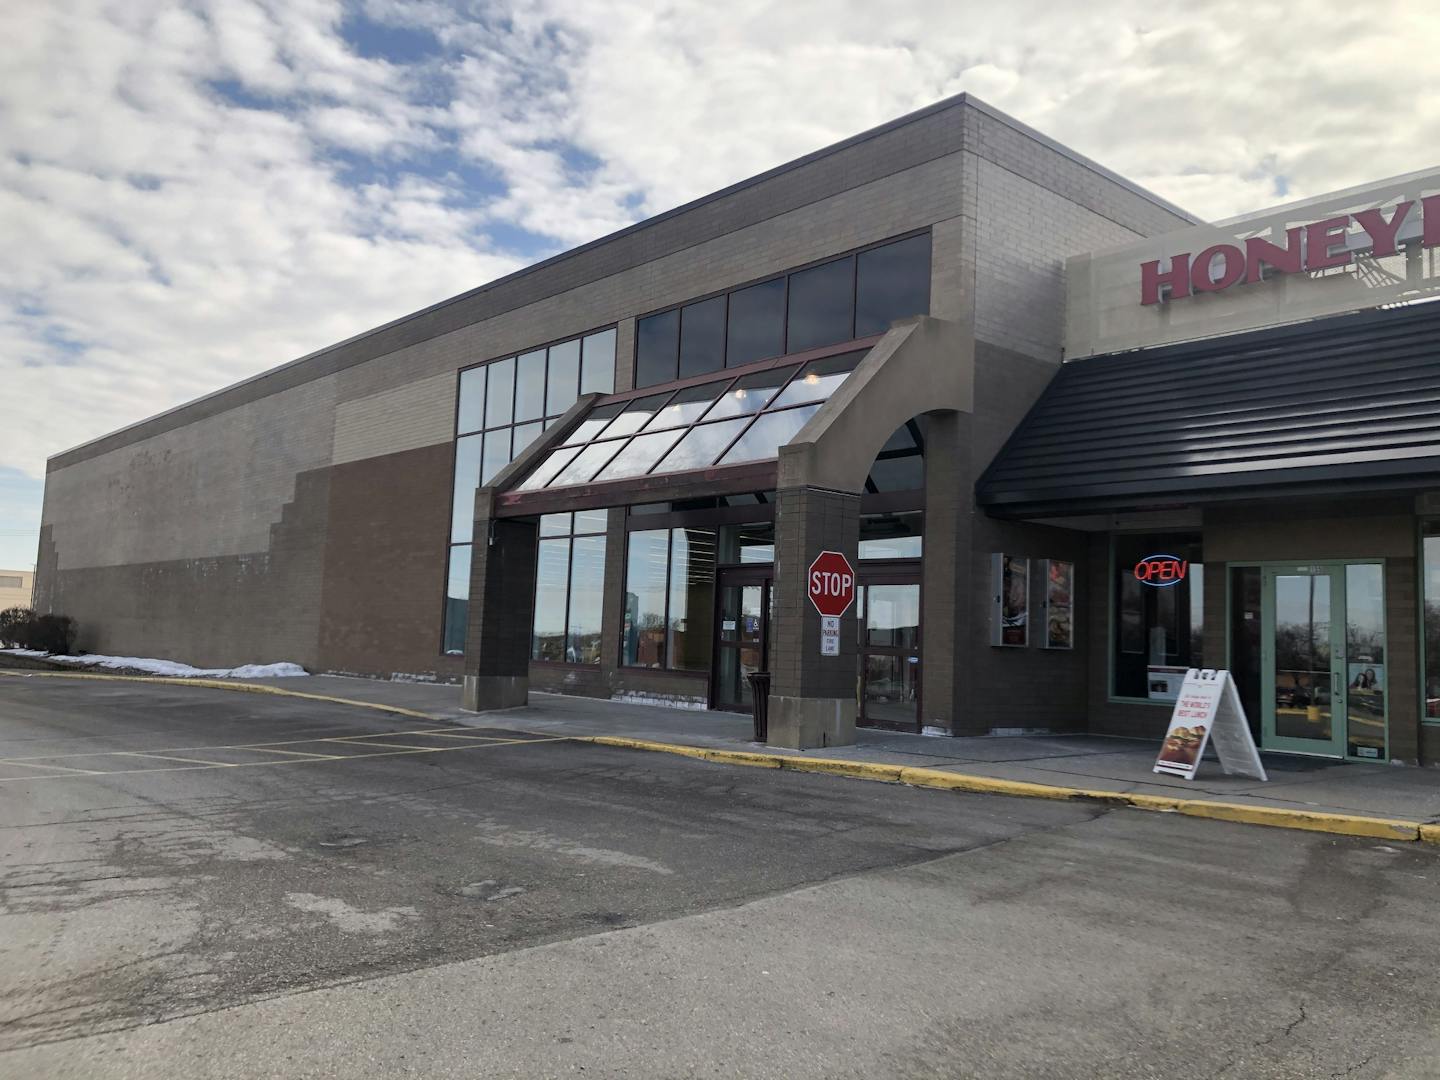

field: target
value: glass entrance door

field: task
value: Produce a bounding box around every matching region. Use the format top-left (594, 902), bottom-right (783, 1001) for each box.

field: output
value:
top-left (713, 570), bottom-right (770, 712)
top-left (858, 578), bottom-right (921, 732)
top-left (1260, 562), bottom-right (1386, 759)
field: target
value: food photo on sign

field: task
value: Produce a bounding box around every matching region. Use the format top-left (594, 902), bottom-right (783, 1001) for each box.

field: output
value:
top-left (1157, 723), bottom-right (1208, 770)
top-left (1043, 559), bottom-right (1074, 649)
top-left (988, 554), bottom-right (1029, 646)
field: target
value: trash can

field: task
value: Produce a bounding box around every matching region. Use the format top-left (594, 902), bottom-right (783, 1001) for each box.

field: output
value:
top-left (747, 672), bottom-right (772, 742)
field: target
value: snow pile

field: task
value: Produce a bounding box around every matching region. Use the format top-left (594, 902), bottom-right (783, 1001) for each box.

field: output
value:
top-left (0, 649), bottom-right (307, 679)
top-left (0, 648), bottom-right (50, 658)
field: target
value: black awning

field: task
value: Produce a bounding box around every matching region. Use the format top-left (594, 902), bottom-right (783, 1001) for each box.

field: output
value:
top-left (977, 301), bottom-right (1440, 518)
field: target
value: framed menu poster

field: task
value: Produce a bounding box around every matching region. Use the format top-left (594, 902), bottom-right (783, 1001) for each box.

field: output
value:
top-left (1040, 559), bottom-right (1074, 650)
top-left (990, 553), bottom-right (1029, 647)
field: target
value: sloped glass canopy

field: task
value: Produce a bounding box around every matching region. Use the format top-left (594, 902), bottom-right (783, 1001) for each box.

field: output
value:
top-left (514, 349), bottom-right (867, 493)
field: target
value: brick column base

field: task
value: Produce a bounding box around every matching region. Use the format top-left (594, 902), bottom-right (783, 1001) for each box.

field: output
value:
top-left (463, 507), bottom-right (539, 712)
top-left (768, 485), bottom-right (860, 749)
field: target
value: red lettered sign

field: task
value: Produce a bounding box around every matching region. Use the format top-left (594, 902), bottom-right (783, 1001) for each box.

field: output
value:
top-left (1133, 554), bottom-right (1188, 587)
top-left (807, 551), bottom-right (856, 618)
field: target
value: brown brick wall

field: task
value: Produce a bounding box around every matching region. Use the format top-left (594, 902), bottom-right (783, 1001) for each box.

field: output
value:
top-left (316, 442), bottom-right (457, 678)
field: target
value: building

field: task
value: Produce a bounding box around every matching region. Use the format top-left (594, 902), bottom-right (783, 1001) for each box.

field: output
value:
top-left (33, 95), bottom-right (1440, 763)
top-left (0, 569), bottom-right (33, 610)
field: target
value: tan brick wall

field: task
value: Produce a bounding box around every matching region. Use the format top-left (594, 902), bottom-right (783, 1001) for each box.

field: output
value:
top-left (0, 569), bottom-right (34, 610)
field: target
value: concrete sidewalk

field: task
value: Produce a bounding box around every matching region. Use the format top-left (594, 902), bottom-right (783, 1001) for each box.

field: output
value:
top-left (250, 674), bottom-right (1440, 828)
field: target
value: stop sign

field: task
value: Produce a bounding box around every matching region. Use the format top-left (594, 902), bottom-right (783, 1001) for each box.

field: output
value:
top-left (807, 551), bottom-right (856, 617)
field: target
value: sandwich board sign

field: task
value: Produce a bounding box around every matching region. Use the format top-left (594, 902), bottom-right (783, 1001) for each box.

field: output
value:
top-left (1154, 668), bottom-right (1267, 781)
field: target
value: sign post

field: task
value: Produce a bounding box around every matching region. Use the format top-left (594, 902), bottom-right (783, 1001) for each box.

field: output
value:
top-left (1154, 668), bottom-right (1267, 781)
top-left (807, 551), bottom-right (855, 657)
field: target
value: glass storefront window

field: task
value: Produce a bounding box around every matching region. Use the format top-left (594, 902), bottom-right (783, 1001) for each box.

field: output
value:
top-left (718, 522), bottom-right (775, 564)
top-left (450, 434), bottom-right (483, 543)
top-left (531, 538), bottom-right (571, 662)
top-left (679, 295), bottom-right (727, 379)
top-left (545, 339), bottom-right (581, 417)
top-left (622, 529), bottom-right (670, 667)
top-left (580, 330), bottom-right (617, 396)
top-left (442, 544), bottom-right (471, 655)
top-left (530, 515), bottom-right (608, 664)
top-left (866, 584), bottom-right (920, 649)
top-left (635, 308), bottom-right (680, 387)
top-left (514, 349), bottom-right (546, 422)
top-left (632, 232), bottom-right (930, 387)
top-left (623, 525), bottom-right (718, 670)
top-left (786, 255), bottom-right (854, 352)
top-left (1423, 524), bottom-right (1440, 719)
top-left (859, 512), bottom-right (922, 560)
top-left (725, 278), bottom-right (786, 368)
top-left (1112, 535), bottom-right (1204, 701)
top-left (667, 529), bottom-right (716, 671)
top-left (567, 535), bottom-right (607, 664)
top-left (855, 233), bottom-right (931, 337)
top-left (867, 421), bottom-right (924, 493)
top-left (444, 327), bottom-right (616, 655)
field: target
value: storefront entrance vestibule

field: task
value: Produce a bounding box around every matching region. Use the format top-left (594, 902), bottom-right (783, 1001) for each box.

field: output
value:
top-left (708, 562), bottom-right (924, 732)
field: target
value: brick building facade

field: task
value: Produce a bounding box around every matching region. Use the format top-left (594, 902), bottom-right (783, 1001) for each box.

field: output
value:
top-left (34, 95), bottom-right (1440, 762)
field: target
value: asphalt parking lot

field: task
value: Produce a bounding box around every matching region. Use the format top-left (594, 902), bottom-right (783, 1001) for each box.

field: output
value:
top-left (3, 675), bottom-right (1440, 1079)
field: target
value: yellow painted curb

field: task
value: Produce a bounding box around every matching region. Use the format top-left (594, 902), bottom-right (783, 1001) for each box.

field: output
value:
top-left (1172, 801), bottom-right (1420, 841)
top-left (575, 733), bottom-right (1433, 844)
top-left (0, 668), bottom-right (436, 721)
top-left (781, 757), bottom-right (906, 782)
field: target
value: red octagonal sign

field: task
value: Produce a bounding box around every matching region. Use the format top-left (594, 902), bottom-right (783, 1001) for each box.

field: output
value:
top-left (808, 551), bottom-right (856, 617)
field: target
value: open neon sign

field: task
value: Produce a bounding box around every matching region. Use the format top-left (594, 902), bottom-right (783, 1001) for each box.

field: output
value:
top-left (1134, 555), bottom-right (1188, 587)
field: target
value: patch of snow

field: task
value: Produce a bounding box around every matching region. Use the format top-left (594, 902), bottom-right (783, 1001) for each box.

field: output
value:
top-left (40, 653), bottom-right (308, 679)
top-left (0, 648), bottom-right (50, 658)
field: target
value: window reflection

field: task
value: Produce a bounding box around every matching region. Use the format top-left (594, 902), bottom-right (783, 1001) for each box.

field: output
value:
top-left (442, 544), bottom-right (471, 655)
top-left (628, 233), bottom-right (931, 386)
top-left (636, 309), bottom-right (680, 387)
top-left (701, 367), bottom-right (794, 421)
top-left (532, 538), bottom-right (571, 662)
top-left (786, 255), bottom-right (854, 352)
top-left (667, 529), bottom-right (716, 671)
top-left (485, 356), bottom-right (515, 428)
top-left (623, 530), bottom-right (670, 667)
top-left (679, 295), bottom-right (727, 378)
top-left (580, 330), bottom-right (617, 396)
top-left (514, 350), bottom-right (545, 422)
top-left (458, 367), bottom-right (486, 435)
top-left (623, 527), bottom-right (716, 671)
top-left (545, 339), bottom-right (581, 417)
top-left (718, 405), bottom-right (819, 466)
top-left (531, 516), bottom-right (607, 665)
top-left (856, 233), bottom-right (931, 337)
top-left (725, 278), bottom-right (786, 369)
top-left (450, 434), bottom-right (483, 543)
top-left (859, 512), bottom-right (922, 559)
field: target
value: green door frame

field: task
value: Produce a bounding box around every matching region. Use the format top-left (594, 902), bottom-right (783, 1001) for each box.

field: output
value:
top-left (1248, 560), bottom-right (1387, 760)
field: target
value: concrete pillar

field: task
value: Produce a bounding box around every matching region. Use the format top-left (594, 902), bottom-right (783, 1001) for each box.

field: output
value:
top-left (463, 489), bottom-right (539, 712)
top-left (767, 485), bottom-right (861, 749)
top-left (919, 411), bottom-right (973, 734)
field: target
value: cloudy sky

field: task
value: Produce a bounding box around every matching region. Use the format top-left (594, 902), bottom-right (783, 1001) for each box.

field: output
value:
top-left (2, 0), bottom-right (1437, 569)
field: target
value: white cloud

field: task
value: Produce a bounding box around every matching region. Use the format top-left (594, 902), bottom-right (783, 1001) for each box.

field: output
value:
top-left (2, 0), bottom-right (1439, 561)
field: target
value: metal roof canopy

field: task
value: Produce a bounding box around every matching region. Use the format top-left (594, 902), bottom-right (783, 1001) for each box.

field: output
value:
top-left (977, 300), bottom-right (1440, 520)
